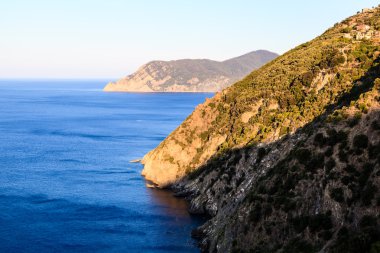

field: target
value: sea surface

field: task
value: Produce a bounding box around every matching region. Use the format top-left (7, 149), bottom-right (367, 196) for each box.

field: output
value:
top-left (0, 80), bottom-right (212, 253)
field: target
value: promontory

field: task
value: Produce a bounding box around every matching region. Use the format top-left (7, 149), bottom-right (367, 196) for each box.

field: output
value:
top-left (103, 50), bottom-right (278, 92)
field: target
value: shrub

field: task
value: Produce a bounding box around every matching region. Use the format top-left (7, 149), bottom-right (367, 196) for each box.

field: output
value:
top-left (344, 164), bottom-right (358, 175)
top-left (325, 147), bottom-right (334, 157)
top-left (327, 129), bottom-right (339, 146)
top-left (294, 148), bottom-right (312, 165)
top-left (309, 213), bottom-right (333, 232)
top-left (347, 112), bottom-right (361, 127)
top-left (330, 187), bottom-right (345, 202)
top-left (361, 182), bottom-right (378, 206)
top-left (283, 200), bottom-right (297, 212)
top-left (301, 71), bottom-right (315, 87)
top-left (371, 120), bottom-right (380, 130)
top-left (326, 159), bottom-right (336, 172)
top-left (249, 204), bottom-right (262, 222)
top-left (358, 163), bottom-right (373, 186)
top-left (256, 147), bottom-right (266, 163)
top-left (307, 153), bottom-right (325, 171)
top-left (320, 230), bottom-right (333, 240)
top-left (337, 130), bottom-right (348, 143)
top-left (331, 229), bottom-right (379, 253)
top-left (283, 238), bottom-right (314, 253)
top-left (360, 215), bottom-right (377, 228)
top-left (280, 126), bottom-right (290, 136)
top-left (353, 134), bottom-right (369, 149)
top-left (341, 176), bottom-right (352, 185)
top-left (369, 143), bottom-right (380, 159)
top-left (370, 242), bottom-right (380, 253)
top-left (314, 133), bottom-right (327, 147)
top-left (338, 150), bottom-right (348, 162)
top-left (341, 27), bottom-right (352, 33)
top-left (292, 216), bottom-right (309, 233)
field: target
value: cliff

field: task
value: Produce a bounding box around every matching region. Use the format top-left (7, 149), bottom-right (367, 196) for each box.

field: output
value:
top-left (142, 6), bottom-right (380, 253)
top-left (103, 50), bottom-right (278, 92)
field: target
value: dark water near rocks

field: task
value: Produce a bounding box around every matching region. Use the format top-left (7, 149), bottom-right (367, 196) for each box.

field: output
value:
top-left (0, 80), bottom-right (212, 253)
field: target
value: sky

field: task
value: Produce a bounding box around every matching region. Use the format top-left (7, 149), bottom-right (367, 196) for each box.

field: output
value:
top-left (0, 0), bottom-right (379, 79)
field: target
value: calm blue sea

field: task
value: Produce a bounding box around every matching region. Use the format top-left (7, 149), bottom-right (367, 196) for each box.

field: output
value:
top-left (0, 80), bottom-right (212, 253)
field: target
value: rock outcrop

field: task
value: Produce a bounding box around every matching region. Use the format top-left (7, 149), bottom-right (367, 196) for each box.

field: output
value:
top-left (142, 6), bottom-right (380, 253)
top-left (103, 50), bottom-right (278, 92)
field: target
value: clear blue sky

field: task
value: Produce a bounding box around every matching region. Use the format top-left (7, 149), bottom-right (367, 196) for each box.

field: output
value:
top-left (0, 0), bottom-right (378, 79)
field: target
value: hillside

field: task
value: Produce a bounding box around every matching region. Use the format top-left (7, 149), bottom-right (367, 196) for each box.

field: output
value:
top-left (103, 50), bottom-right (278, 92)
top-left (141, 6), bottom-right (380, 253)
top-left (179, 82), bottom-right (380, 253)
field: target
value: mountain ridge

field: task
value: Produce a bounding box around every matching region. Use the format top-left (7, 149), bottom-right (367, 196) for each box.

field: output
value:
top-left (103, 50), bottom-right (278, 92)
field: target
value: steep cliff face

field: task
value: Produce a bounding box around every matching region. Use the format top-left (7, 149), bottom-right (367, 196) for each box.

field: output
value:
top-left (142, 7), bottom-right (380, 188)
top-left (103, 50), bottom-right (278, 92)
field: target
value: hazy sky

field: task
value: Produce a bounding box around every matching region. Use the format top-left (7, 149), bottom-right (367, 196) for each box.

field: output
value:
top-left (0, 0), bottom-right (379, 79)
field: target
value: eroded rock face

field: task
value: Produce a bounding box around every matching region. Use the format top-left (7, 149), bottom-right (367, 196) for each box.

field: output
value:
top-left (104, 50), bottom-right (278, 93)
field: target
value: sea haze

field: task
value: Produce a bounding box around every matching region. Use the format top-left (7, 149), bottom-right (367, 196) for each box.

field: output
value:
top-left (0, 80), bottom-right (211, 253)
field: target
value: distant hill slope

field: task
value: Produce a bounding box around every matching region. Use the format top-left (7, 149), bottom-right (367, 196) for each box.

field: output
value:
top-left (103, 50), bottom-right (278, 92)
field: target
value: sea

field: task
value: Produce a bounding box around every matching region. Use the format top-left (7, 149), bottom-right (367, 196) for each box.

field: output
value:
top-left (0, 80), bottom-right (212, 253)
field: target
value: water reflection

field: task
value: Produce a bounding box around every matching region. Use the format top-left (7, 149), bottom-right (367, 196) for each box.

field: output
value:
top-left (146, 186), bottom-right (190, 218)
